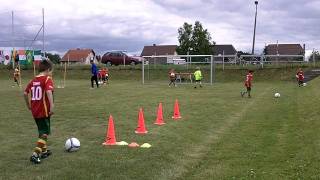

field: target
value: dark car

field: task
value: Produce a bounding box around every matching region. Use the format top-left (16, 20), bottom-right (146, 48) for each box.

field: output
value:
top-left (101, 51), bottom-right (141, 66)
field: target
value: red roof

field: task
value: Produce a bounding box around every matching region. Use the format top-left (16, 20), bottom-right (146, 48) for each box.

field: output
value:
top-left (141, 44), bottom-right (177, 56)
top-left (61, 49), bottom-right (95, 62)
top-left (265, 44), bottom-right (304, 55)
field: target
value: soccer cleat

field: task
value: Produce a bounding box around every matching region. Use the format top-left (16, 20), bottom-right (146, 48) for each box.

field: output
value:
top-left (40, 150), bottom-right (52, 159)
top-left (30, 154), bottom-right (41, 164)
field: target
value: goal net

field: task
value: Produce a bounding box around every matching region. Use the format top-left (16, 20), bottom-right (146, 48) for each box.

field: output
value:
top-left (141, 55), bottom-right (214, 85)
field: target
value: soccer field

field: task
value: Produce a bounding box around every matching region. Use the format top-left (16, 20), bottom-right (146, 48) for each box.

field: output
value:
top-left (1, 75), bottom-right (320, 179)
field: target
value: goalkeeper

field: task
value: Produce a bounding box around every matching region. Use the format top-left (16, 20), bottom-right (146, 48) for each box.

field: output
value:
top-left (194, 67), bottom-right (203, 88)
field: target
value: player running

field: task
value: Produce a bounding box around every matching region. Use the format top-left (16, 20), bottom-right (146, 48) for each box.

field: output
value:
top-left (296, 68), bottom-right (304, 87)
top-left (13, 67), bottom-right (20, 87)
top-left (168, 69), bottom-right (177, 87)
top-left (241, 70), bottom-right (253, 98)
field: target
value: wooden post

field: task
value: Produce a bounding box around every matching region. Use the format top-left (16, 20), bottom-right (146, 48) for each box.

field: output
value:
top-left (18, 63), bottom-right (22, 89)
top-left (33, 61), bottom-right (36, 77)
top-left (63, 62), bottom-right (67, 87)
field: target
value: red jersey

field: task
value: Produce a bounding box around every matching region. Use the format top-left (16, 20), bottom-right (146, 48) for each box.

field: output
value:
top-left (24, 75), bottom-right (54, 118)
top-left (245, 73), bottom-right (253, 87)
top-left (98, 70), bottom-right (102, 78)
top-left (101, 69), bottom-right (107, 76)
top-left (296, 71), bottom-right (304, 81)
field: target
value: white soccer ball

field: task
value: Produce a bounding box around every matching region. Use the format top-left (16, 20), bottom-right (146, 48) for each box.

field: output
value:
top-left (303, 83), bottom-right (307, 86)
top-left (65, 137), bottom-right (80, 152)
top-left (274, 93), bottom-right (281, 98)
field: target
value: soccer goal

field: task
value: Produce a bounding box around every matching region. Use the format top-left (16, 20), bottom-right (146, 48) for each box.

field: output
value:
top-left (141, 55), bottom-right (214, 85)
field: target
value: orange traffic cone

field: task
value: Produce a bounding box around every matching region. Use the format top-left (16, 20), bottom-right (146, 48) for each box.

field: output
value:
top-left (102, 115), bottom-right (117, 145)
top-left (135, 108), bottom-right (148, 134)
top-left (154, 103), bottom-right (165, 125)
top-left (172, 99), bottom-right (182, 120)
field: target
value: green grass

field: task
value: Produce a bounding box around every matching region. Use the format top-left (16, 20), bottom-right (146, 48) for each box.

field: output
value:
top-left (1, 69), bottom-right (320, 179)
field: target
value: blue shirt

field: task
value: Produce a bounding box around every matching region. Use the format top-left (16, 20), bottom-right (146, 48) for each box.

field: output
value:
top-left (91, 63), bottom-right (98, 76)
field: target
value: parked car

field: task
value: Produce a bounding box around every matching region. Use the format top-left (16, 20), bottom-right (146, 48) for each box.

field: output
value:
top-left (101, 51), bottom-right (142, 66)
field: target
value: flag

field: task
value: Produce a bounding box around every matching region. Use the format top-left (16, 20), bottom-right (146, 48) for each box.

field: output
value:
top-left (4, 50), bottom-right (11, 65)
top-left (0, 50), bottom-right (4, 64)
top-left (18, 50), bottom-right (27, 65)
top-left (11, 49), bottom-right (18, 63)
top-left (26, 50), bottom-right (33, 64)
top-left (34, 50), bottom-right (42, 61)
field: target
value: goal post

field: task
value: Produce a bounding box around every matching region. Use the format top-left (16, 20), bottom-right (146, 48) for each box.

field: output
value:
top-left (141, 55), bottom-right (214, 85)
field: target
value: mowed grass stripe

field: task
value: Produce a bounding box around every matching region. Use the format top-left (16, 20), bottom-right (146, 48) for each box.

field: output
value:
top-left (181, 81), bottom-right (320, 179)
top-left (1, 76), bottom-right (320, 179)
top-left (157, 86), bottom-right (272, 180)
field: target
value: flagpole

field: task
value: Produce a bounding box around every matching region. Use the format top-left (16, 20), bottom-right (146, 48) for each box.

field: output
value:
top-left (12, 11), bottom-right (15, 69)
top-left (42, 8), bottom-right (45, 54)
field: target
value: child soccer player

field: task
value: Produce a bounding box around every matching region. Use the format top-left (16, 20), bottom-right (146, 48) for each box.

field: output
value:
top-left (168, 69), bottom-right (177, 87)
top-left (296, 68), bottom-right (304, 87)
top-left (241, 70), bottom-right (254, 98)
top-left (24, 60), bottom-right (54, 164)
top-left (194, 67), bottom-right (203, 88)
top-left (90, 60), bottom-right (99, 88)
top-left (105, 67), bottom-right (109, 84)
top-left (13, 67), bottom-right (20, 87)
top-left (101, 67), bottom-right (108, 84)
top-left (98, 69), bottom-right (103, 84)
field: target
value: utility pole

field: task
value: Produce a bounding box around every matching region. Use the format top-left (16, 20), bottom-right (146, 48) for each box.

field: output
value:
top-left (251, 1), bottom-right (258, 55)
top-left (42, 8), bottom-right (45, 57)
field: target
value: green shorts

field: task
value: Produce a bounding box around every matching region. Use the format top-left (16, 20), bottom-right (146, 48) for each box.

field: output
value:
top-left (34, 117), bottom-right (51, 137)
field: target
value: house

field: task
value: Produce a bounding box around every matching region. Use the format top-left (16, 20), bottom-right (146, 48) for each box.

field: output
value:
top-left (61, 48), bottom-right (96, 64)
top-left (264, 44), bottom-right (305, 61)
top-left (141, 44), bottom-right (178, 64)
top-left (212, 45), bottom-right (237, 61)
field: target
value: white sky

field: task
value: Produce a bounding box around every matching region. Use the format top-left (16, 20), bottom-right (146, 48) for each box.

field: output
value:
top-left (0, 0), bottom-right (319, 55)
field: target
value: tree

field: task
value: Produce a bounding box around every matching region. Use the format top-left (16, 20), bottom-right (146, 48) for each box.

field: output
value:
top-left (309, 51), bottom-right (320, 62)
top-left (176, 22), bottom-right (193, 55)
top-left (177, 21), bottom-right (215, 55)
top-left (45, 52), bottom-right (61, 64)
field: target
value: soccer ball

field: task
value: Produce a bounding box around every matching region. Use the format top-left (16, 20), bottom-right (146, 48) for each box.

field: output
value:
top-left (274, 93), bottom-right (281, 98)
top-left (65, 137), bottom-right (80, 152)
top-left (303, 83), bottom-right (307, 86)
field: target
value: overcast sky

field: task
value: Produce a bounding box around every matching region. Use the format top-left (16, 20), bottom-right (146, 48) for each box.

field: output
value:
top-left (0, 0), bottom-right (319, 56)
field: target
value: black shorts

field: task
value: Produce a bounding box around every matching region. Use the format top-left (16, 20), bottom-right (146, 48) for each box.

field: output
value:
top-left (195, 80), bottom-right (201, 82)
top-left (34, 117), bottom-right (51, 137)
top-left (247, 87), bottom-right (251, 91)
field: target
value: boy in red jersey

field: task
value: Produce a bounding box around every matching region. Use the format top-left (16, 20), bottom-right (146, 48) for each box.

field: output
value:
top-left (296, 68), bottom-right (304, 87)
top-left (24, 60), bottom-right (54, 164)
top-left (101, 67), bottom-right (107, 84)
top-left (241, 70), bottom-right (253, 98)
top-left (105, 67), bottom-right (109, 84)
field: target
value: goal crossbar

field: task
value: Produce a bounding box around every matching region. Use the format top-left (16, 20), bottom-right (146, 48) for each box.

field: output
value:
top-left (141, 55), bottom-right (214, 85)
